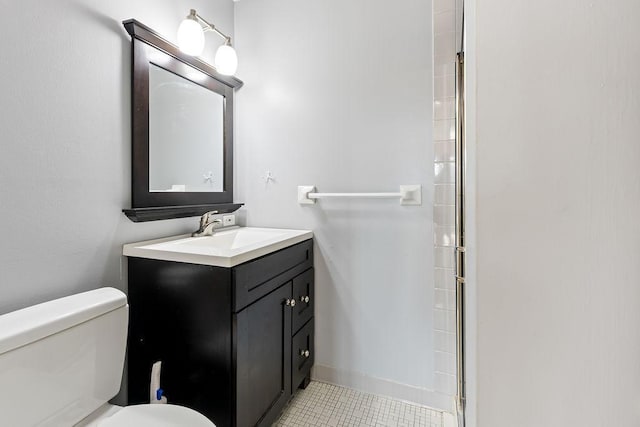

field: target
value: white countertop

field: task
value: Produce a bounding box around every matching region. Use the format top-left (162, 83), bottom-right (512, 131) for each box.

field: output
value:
top-left (123, 227), bottom-right (313, 268)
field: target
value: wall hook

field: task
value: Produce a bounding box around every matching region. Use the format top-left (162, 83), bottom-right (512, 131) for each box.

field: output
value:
top-left (262, 171), bottom-right (275, 184)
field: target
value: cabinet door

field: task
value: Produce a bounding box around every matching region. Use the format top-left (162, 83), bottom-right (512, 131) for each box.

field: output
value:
top-left (236, 283), bottom-right (292, 427)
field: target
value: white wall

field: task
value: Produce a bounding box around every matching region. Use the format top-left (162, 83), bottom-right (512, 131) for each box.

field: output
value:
top-left (234, 0), bottom-right (440, 407)
top-left (0, 0), bottom-right (234, 314)
top-left (466, 1), bottom-right (640, 426)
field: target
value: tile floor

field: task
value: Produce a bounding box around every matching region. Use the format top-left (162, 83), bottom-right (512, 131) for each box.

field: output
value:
top-left (273, 381), bottom-right (444, 427)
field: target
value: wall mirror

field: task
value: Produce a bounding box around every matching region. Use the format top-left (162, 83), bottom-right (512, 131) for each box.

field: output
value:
top-left (122, 20), bottom-right (243, 222)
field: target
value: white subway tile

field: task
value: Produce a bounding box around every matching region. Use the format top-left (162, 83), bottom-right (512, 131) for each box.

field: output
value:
top-left (435, 351), bottom-right (457, 375)
top-left (434, 226), bottom-right (455, 247)
top-left (433, 0), bottom-right (457, 400)
top-left (434, 10), bottom-right (455, 35)
top-left (434, 140), bottom-right (455, 162)
top-left (434, 308), bottom-right (456, 333)
top-left (434, 205), bottom-right (455, 227)
top-left (434, 372), bottom-right (457, 395)
top-left (435, 32), bottom-right (457, 59)
top-left (435, 52), bottom-right (458, 67)
top-left (434, 75), bottom-right (455, 98)
top-left (433, 0), bottom-right (455, 14)
top-left (434, 162), bottom-right (455, 184)
top-left (435, 278), bottom-right (456, 292)
top-left (434, 119), bottom-right (455, 141)
top-left (434, 184), bottom-right (455, 205)
top-left (435, 289), bottom-right (456, 311)
top-left (434, 331), bottom-right (457, 353)
top-left (434, 61), bottom-right (456, 77)
top-left (435, 247), bottom-right (455, 269)
top-left (435, 267), bottom-right (456, 290)
top-left (434, 97), bottom-right (456, 120)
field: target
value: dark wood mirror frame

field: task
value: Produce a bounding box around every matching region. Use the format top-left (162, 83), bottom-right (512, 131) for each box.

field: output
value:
top-left (122, 19), bottom-right (243, 222)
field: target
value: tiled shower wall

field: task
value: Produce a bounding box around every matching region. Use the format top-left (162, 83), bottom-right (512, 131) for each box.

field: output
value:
top-left (433, 0), bottom-right (460, 404)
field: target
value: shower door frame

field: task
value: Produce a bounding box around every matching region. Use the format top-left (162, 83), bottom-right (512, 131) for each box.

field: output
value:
top-left (455, 50), bottom-right (466, 427)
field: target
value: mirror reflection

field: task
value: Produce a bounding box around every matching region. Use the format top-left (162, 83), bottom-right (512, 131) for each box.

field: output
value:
top-left (148, 64), bottom-right (224, 193)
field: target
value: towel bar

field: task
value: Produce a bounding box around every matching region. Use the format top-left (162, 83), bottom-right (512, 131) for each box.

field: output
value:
top-left (297, 185), bottom-right (421, 206)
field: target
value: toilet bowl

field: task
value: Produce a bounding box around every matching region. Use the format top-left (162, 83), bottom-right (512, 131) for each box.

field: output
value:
top-left (77, 403), bottom-right (214, 427)
top-left (0, 287), bottom-right (215, 427)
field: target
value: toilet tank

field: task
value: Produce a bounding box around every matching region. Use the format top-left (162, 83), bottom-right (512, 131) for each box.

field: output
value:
top-left (0, 288), bottom-right (128, 427)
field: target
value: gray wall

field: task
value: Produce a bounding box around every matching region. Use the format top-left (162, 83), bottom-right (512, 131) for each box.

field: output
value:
top-left (234, 0), bottom-right (437, 405)
top-left (0, 0), bottom-right (234, 314)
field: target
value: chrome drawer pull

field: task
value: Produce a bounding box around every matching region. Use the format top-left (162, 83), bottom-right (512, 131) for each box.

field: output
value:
top-left (300, 295), bottom-right (310, 303)
top-left (285, 299), bottom-right (296, 307)
top-left (299, 349), bottom-right (310, 358)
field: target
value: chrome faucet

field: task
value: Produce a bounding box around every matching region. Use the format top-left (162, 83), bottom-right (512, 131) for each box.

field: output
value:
top-left (192, 211), bottom-right (224, 237)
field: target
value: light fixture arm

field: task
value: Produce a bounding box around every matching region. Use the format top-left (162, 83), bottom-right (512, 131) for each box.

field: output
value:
top-left (178, 9), bottom-right (238, 75)
top-left (190, 9), bottom-right (232, 45)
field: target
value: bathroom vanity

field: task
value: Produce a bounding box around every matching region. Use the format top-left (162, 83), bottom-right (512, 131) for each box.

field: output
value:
top-left (121, 20), bottom-right (316, 426)
top-left (124, 228), bottom-right (314, 427)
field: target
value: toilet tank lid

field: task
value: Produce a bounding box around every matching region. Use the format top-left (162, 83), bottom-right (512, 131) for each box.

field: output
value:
top-left (0, 287), bottom-right (127, 356)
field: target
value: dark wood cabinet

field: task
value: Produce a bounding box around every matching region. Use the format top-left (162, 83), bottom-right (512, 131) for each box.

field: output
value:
top-left (126, 239), bottom-right (314, 427)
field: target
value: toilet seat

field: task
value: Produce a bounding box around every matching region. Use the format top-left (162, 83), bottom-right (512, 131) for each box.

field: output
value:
top-left (98, 404), bottom-right (215, 427)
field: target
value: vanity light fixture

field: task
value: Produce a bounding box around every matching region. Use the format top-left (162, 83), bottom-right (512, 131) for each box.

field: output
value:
top-left (177, 9), bottom-right (238, 76)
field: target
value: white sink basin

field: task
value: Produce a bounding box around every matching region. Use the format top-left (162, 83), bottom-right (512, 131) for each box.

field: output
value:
top-left (123, 227), bottom-right (313, 267)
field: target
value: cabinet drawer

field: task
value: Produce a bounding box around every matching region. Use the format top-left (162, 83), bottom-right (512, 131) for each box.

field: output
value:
top-left (233, 239), bottom-right (313, 312)
top-left (291, 319), bottom-right (314, 392)
top-left (292, 268), bottom-right (314, 334)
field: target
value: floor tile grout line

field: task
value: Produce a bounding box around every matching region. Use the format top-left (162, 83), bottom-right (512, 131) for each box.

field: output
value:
top-left (273, 381), bottom-right (445, 427)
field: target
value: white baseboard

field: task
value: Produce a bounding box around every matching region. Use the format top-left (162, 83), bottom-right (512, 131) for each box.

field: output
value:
top-left (312, 364), bottom-right (455, 413)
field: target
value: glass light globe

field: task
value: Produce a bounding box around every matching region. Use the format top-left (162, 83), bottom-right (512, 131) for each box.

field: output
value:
top-left (177, 17), bottom-right (205, 56)
top-left (215, 44), bottom-right (238, 76)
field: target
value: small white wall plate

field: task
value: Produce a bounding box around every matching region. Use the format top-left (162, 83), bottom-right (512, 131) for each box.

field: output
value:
top-left (298, 185), bottom-right (317, 204)
top-left (399, 185), bottom-right (422, 205)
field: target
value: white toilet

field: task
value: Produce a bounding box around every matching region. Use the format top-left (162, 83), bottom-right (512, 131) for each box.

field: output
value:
top-left (0, 287), bottom-right (215, 427)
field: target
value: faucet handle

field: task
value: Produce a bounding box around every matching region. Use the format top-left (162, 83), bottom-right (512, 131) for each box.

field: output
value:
top-left (200, 210), bottom-right (219, 226)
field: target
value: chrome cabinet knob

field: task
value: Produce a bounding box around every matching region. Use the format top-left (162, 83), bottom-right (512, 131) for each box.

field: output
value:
top-left (300, 349), bottom-right (310, 358)
top-left (300, 295), bottom-right (310, 303)
top-left (285, 299), bottom-right (296, 307)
